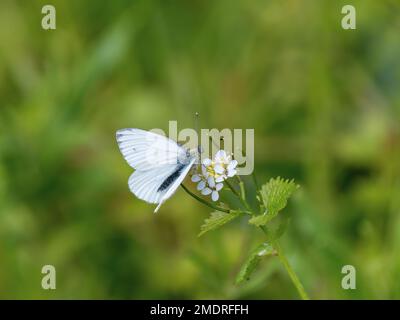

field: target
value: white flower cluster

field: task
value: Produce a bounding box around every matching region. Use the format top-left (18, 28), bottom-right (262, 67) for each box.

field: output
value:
top-left (191, 150), bottom-right (238, 202)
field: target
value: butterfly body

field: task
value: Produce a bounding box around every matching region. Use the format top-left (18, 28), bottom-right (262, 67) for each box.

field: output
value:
top-left (116, 128), bottom-right (197, 212)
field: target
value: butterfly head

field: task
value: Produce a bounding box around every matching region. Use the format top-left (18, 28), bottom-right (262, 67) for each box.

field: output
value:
top-left (188, 147), bottom-right (201, 163)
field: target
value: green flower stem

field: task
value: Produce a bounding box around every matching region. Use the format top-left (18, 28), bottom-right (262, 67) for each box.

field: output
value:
top-left (225, 179), bottom-right (252, 212)
top-left (260, 226), bottom-right (310, 300)
top-left (250, 171), bottom-right (264, 214)
top-left (184, 175), bottom-right (310, 300)
top-left (181, 184), bottom-right (231, 213)
top-left (227, 178), bottom-right (310, 300)
top-left (236, 176), bottom-right (246, 202)
top-left (251, 171), bottom-right (259, 191)
top-left (225, 179), bottom-right (240, 197)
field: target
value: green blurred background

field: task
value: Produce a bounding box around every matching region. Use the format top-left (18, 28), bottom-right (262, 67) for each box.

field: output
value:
top-left (0, 0), bottom-right (399, 299)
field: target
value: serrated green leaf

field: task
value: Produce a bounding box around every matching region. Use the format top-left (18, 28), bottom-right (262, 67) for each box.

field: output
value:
top-left (249, 177), bottom-right (298, 227)
top-left (198, 211), bottom-right (240, 237)
top-left (235, 242), bottom-right (274, 284)
top-left (260, 177), bottom-right (298, 214)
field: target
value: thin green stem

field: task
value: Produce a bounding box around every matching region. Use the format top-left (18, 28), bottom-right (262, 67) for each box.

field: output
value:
top-left (225, 179), bottom-right (252, 212)
top-left (184, 168), bottom-right (309, 299)
top-left (250, 170), bottom-right (263, 214)
top-left (225, 179), bottom-right (240, 197)
top-left (260, 226), bottom-right (310, 300)
top-left (236, 176), bottom-right (246, 201)
top-left (251, 171), bottom-right (260, 191)
top-left (181, 184), bottom-right (230, 213)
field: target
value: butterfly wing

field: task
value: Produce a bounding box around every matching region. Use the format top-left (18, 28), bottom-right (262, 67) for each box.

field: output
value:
top-left (154, 157), bottom-right (196, 212)
top-left (116, 128), bottom-right (196, 212)
top-left (128, 158), bottom-right (196, 213)
top-left (116, 128), bottom-right (186, 171)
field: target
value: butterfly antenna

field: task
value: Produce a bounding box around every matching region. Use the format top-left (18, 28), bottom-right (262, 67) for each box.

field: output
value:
top-left (194, 112), bottom-right (203, 154)
top-left (194, 112), bottom-right (199, 134)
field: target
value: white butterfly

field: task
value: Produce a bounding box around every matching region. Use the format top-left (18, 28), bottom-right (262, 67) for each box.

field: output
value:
top-left (116, 128), bottom-right (198, 213)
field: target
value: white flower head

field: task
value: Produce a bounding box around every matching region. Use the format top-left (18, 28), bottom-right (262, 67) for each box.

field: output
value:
top-left (190, 149), bottom-right (238, 202)
top-left (213, 150), bottom-right (238, 180)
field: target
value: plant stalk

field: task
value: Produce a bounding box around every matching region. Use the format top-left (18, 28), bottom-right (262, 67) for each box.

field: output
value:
top-left (181, 184), bottom-right (231, 213)
top-left (260, 226), bottom-right (310, 300)
top-left (184, 175), bottom-right (310, 300)
top-left (230, 177), bottom-right (310, 300)
top-left (225, 179), bottom-right (252, 212)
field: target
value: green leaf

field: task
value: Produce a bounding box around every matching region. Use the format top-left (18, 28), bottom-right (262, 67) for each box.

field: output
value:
top-left (249, 177), bottom-right (298, 227)
top-left (235, 242), bottom-right (275, 284)
top-left (248, 214), bottom-right (273, 227)
top-left (261, 214), bottom-right (291, 242)
top-left (198, 211), bottom-right (240, 237)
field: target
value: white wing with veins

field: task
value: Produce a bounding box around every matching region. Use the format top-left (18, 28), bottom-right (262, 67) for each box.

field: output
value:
top-left (116, 128), bottom-right (196, 212)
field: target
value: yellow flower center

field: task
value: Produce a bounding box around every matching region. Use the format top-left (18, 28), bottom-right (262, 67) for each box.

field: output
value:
top-left (206, 161), bottom-right (226, 178)
top-left (206, 165), bottom-right (216, 177)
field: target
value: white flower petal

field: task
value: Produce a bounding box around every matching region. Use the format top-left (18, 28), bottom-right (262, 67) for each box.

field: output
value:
top-left (202, 158), bottom-right (212, 166)
top-left (214, 164), bottom-right (225, 174)
top-left (215, 176), bottom-right (224, 183)
top-left (191, 174), bottom-right (201, 182)
top-left (227, 160), bottom-right (238, 171)
top-left (215, 150), bottom-right (227, 162)
top-left (227, 169), bottom-right (237, 177)
top-left (207, 176), bottom-right (215, 188)
top-left (201, 165), bottom-right (208, 177)
top-left (201, 187), bottom-right (212, 195)
top-left (197, 180), bottom-right (206, 190)
top-left (215, 183), bottom-right (223, 191)
top-left (211, 191), bottom-right (219, 201)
